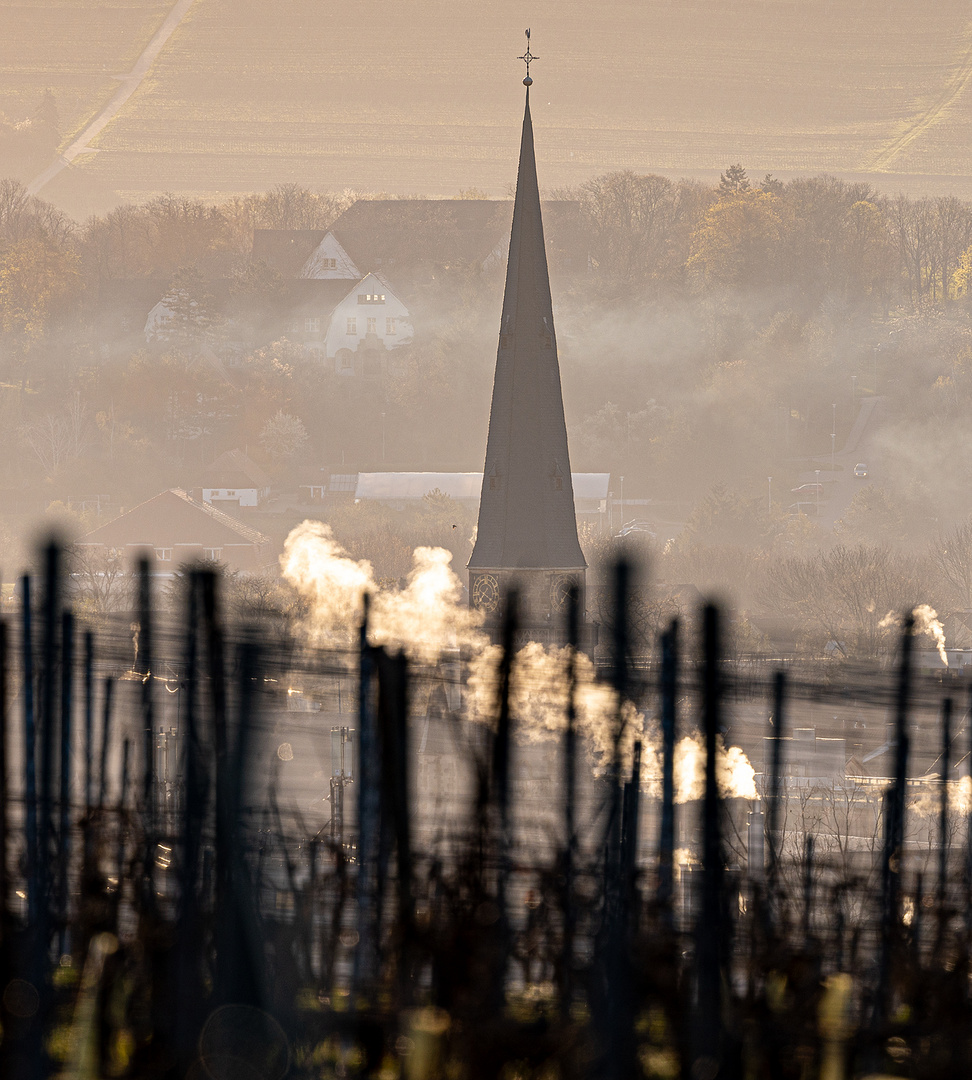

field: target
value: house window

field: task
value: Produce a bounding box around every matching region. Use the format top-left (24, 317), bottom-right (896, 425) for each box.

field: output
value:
top-left (204, 548), bottom-right (223, 561)
top-left (288, 318), bottom-right (300, 333)
top-left (326, 258), bottom-right (337, 268)
top-left (386, 317), bottom-right (396, 335)
top-left (367, 317), bottom-right (377, 334)
top-left (357, 293), bottom-right (386, 304)
top-left (347, 317), bottom-right (357, 335)
top-left (305, 317), bottom-right (320, 333)
top-left (341, 353), bottom-right (353, 370)
top-left (226, 490), bottom-right (236, 497)
top-left (154, 547), bottom-right (172, 562)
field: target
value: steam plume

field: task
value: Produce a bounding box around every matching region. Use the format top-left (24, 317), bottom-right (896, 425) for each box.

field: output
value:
top-left (281, 520), bottom-right (757, 800)
top-left (879, 604), bottom-right (948, 666)
top-left (912, 603), bottom-right (948, 666)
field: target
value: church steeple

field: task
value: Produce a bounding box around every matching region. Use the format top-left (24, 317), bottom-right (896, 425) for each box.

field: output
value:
top-left (469, 46), bottom-right (586, 627)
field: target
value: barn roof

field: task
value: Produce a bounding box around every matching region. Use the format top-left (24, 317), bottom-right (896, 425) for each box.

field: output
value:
top-left (196, 449), bottom-right (271, 491)
top-left (79, 489), bottom-right (270, 549)
top-left (252, 229), bottom-right (327, 276)
top-left (329, 199), bottom-right (582, 276)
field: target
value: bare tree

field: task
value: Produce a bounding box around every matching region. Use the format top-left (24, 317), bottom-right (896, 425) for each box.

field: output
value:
top-left (21, 397), bottom-right (90, 477)
top-left (760, 543), bottom-right (929, 657)
top-left (68, 545), bottom-right (130, 615)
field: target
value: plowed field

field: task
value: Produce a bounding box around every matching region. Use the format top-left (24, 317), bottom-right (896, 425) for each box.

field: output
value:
top-left (4, 0), bottom-right (972, 214)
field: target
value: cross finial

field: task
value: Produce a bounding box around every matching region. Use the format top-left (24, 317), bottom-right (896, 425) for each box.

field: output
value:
top-left (517, 28), bottom-right (538, 86)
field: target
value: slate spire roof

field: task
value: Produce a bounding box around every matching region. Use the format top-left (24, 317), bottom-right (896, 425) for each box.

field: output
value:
top-left (468, 86), bottom-right (586, 572)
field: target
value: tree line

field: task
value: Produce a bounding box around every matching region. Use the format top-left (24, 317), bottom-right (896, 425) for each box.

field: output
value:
top-left (3, 167), bottom-right (972, 624)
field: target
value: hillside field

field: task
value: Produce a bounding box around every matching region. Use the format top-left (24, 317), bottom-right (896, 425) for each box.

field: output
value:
top-left (4, 0), bottom-right (972, 214)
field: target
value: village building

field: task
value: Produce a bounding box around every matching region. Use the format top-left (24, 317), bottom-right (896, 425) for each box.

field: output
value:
top-left (352, 471), bottom-right (610, 522)
top-left (253, 229), bottom-right (360, 280)
top-left (193, 448), bottom-right (271, 508)
top-left (253, 201), bottom-right (583, 290)
top-left (280, 272), bottom-right (413, 373)
top-left (76, 488), bottom-right (272, 576)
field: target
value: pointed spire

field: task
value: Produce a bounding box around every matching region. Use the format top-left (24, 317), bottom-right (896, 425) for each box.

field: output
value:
top-left (469, 77), bottom-right (585, 573)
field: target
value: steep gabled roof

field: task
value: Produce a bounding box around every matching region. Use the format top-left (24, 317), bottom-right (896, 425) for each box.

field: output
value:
top-left (278, 278), bottom-right (365, 316)
top-left (329, 199), bottom-right (583, 276)
top-left (300, 231), bottom-right (360, 279)
top-left (79, 489), bottom-right (270, 549)
top-left (330, 200), bottom-right (510, 273)
top-left (252, 229), bottom-right (327, 276)
top-left (468, 89), bottom-right (585, 572)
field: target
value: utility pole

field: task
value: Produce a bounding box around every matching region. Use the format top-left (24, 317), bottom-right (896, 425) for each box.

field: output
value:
top-left (330, 726), bottom-right (355, 846)
top-left (832, 403), bottom-right (837, 472)
top-left (767, 477), bottom-right (772, 514)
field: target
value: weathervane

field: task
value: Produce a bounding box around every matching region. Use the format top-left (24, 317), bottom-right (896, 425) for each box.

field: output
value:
top-left (518, 28), bottom-right (538, 86)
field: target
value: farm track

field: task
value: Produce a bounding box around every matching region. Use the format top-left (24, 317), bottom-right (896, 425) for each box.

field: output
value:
top-left (869, 19), bottom-right (972, 172)
top-left (25, 0), bottom-right (199, 197)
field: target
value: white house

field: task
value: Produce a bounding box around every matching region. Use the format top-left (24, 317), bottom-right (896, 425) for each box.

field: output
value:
top-left (286, 273), bottom-right (413, 375)
top-left (195, 449), bottom-right (271, 508)
top-left (325, 272), bottom-right (413, 372)
top-left (144, 298), bottom-right (175, 340)
top-left (299, 232), bottom-right (360, 280)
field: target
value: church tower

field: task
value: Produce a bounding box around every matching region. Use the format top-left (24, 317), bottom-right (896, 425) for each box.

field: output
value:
top-left (468, 40), bottom-right (588, 643)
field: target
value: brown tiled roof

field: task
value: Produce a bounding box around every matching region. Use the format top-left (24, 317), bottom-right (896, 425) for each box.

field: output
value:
top-left (195, 449), bottom-right (271, 490)
top-left (252, 230), bottom-right (327, 276)
top-left (329, 199), bottom-right (583, 276)
top-left (79, 489), bottom-right (270, 549)
top-left (279, 278), bottom-right (360, 316)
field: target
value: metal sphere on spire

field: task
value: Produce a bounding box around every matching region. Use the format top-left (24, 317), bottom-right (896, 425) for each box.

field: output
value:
top-left (518, 28), bottom-right (538, 86)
